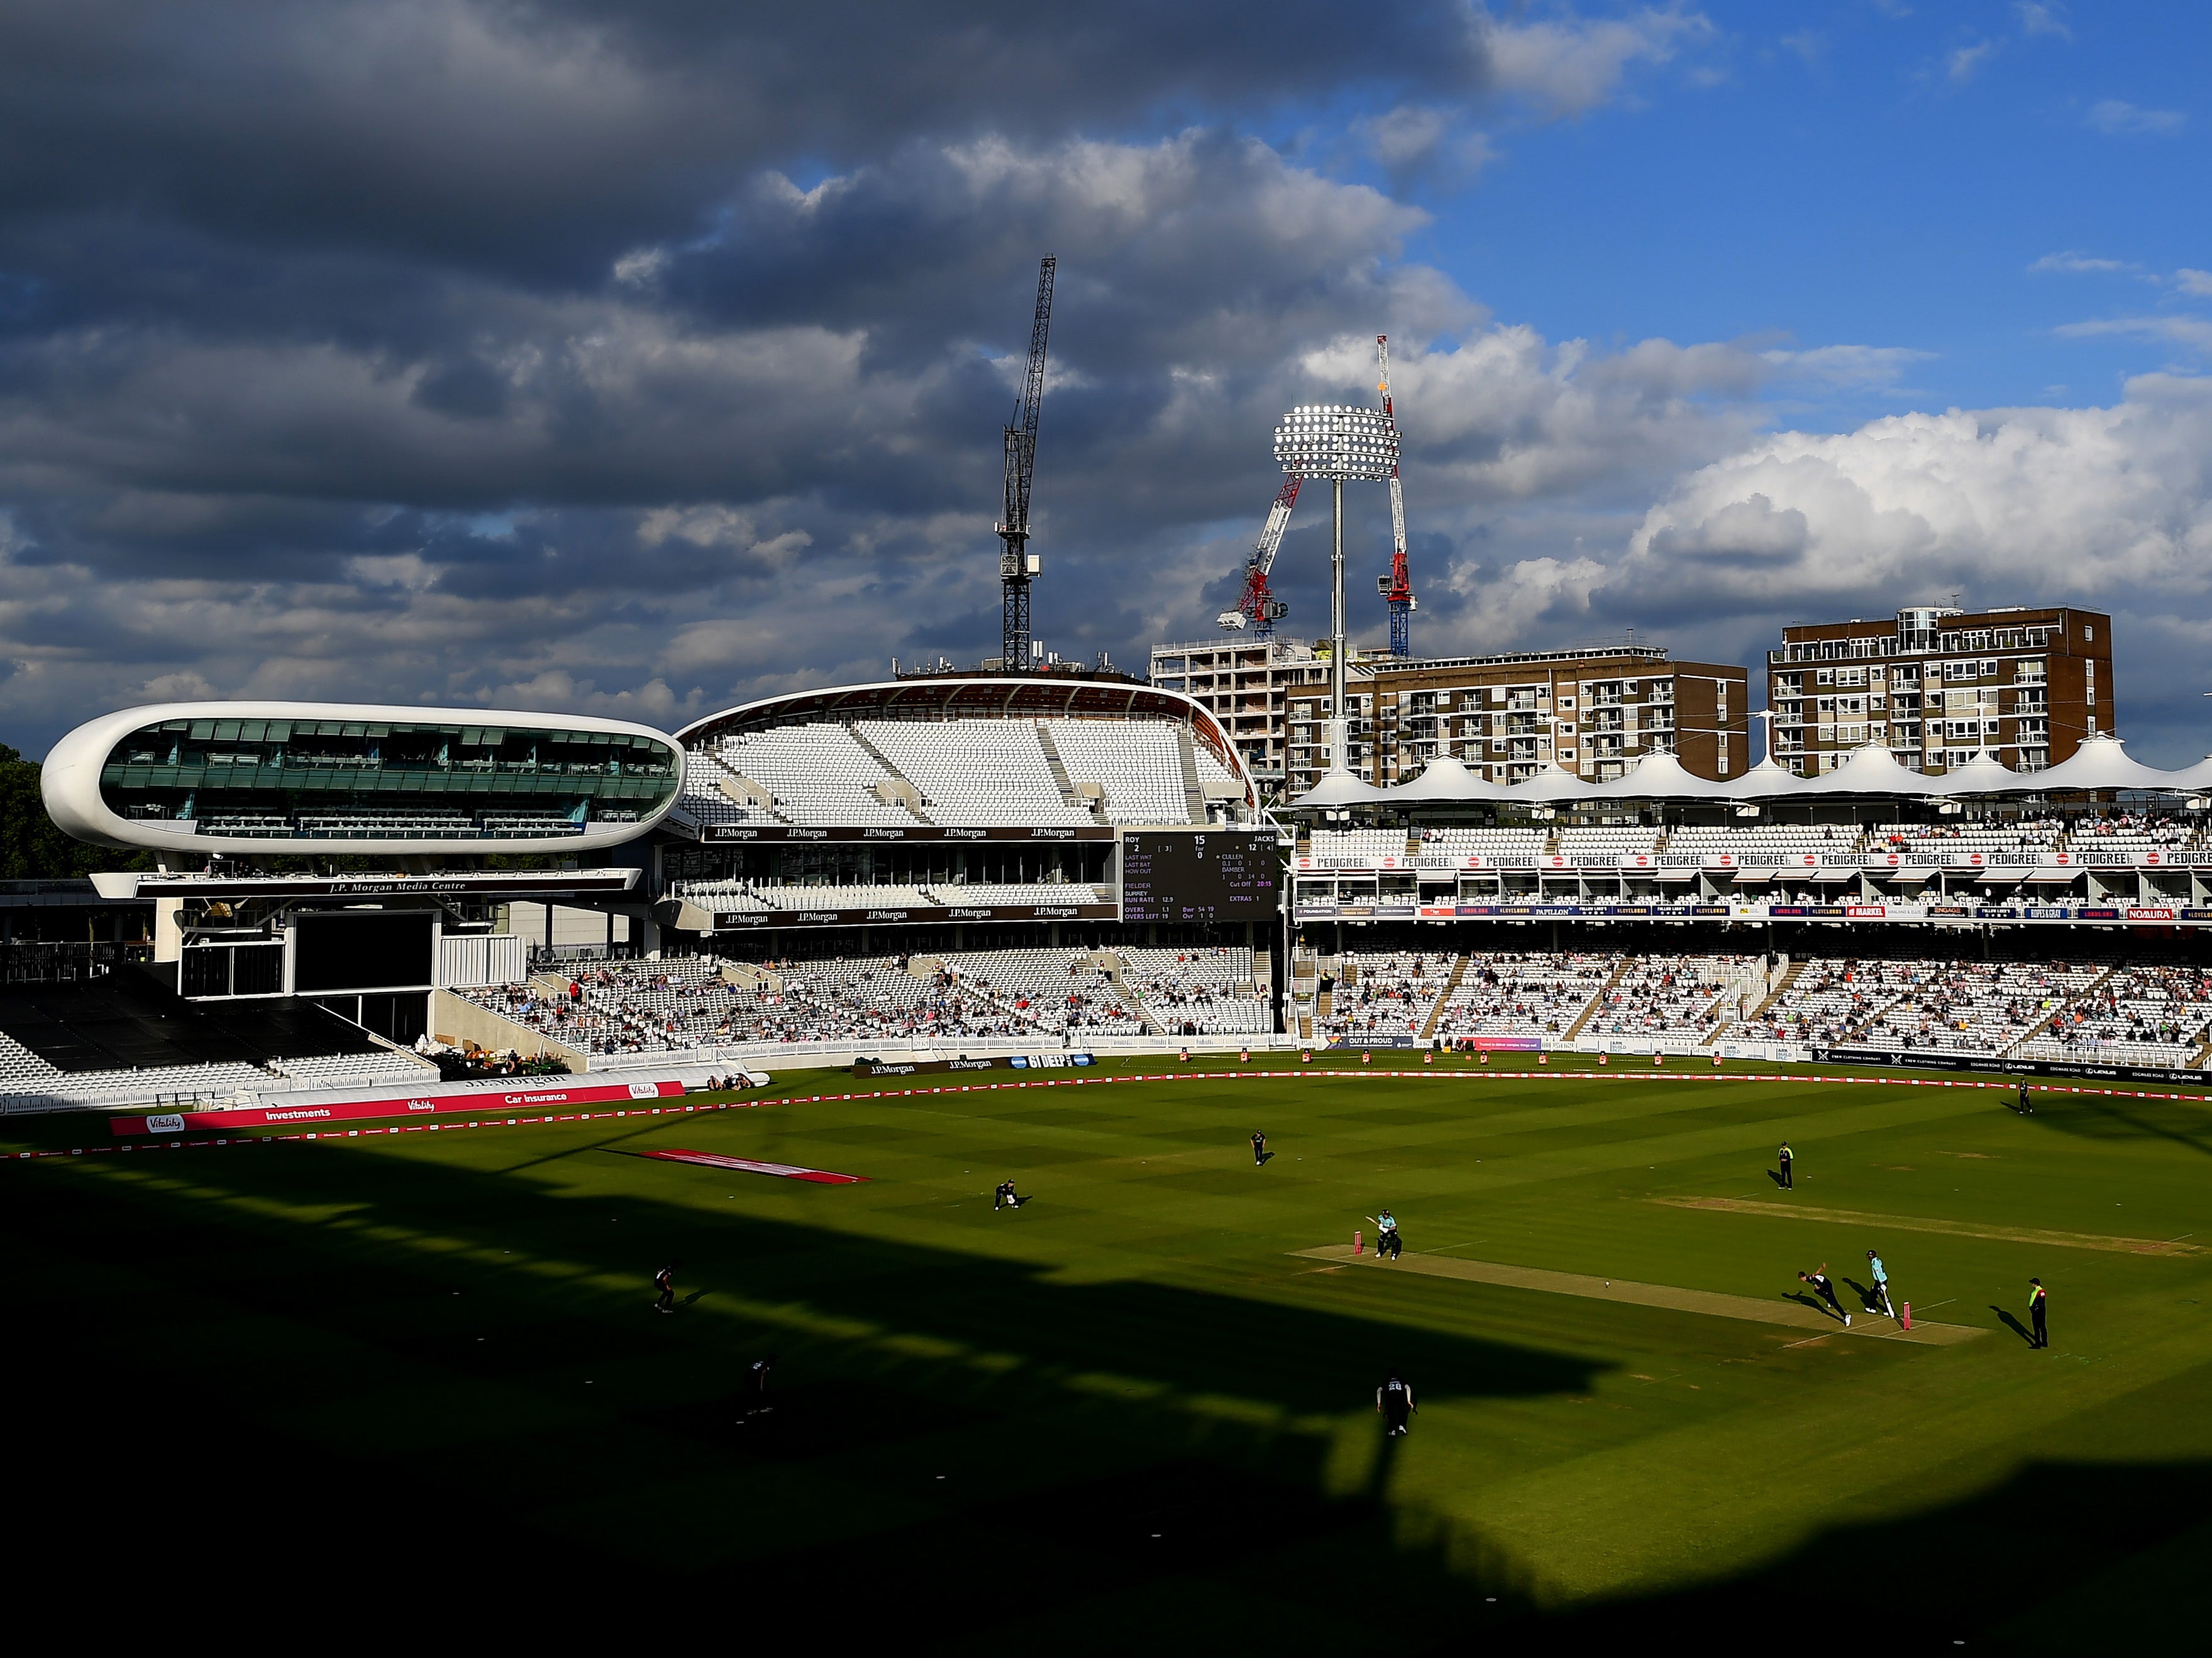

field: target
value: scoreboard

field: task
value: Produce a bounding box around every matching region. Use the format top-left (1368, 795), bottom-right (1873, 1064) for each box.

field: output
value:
top-left (1119, 830), bottom-right (1278, 924)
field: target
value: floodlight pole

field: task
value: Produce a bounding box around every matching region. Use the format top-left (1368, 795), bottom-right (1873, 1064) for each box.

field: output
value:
top-left (1330, 477), bottom-right (1347, 775)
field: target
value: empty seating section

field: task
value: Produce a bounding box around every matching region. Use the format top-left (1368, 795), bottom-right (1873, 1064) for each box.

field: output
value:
top-left (268, 1051), bottom-right (434, 1086)
top-left (0, 1027), bottom-right (291, 1104)
top-left (743, 885), bottom-right (934, 912)
top-left (712, 726), bottom-right (914, 824)
top-left (1553, 826), bottom-right (1661, 855)
top-left (295, 810), bottom-right (477, 839)
top-left (1311, 828), bottom-right (1409, 861)
top-left (1318, 950), bottom-right (1454, 1041)
top-left (1580, 955), bottom-right (1740, 1037)
top-left (479, 814), bottom-right (583, 837)
top-left (2021, 964), bottom-right (2212, 1068)
top-left (1192, 743), bottom-right (1243, 797)
top-left (1043, 720), bottom-right (1190, 823)
top-left (1413, 827), bottom-right (1547, 857)
top-left (1430, 952), bottom-right (1619, 1041)
top-left (936, 883), bottom-right (1108, 905)
top-left (858, 721), bottom-right (1092, 826)
top-left (1119, 946), bottom-right (1269, 1035)
top-left (676, 751), bottom-right (768, 825)
top-left (1666, 825), bottom-right (1854, 856)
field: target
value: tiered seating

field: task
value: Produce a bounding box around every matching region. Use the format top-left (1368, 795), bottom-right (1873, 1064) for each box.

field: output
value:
top-left (1666, 825), bottom-right (1855, 857)
top-left (1319, 949), bottom-right (1455, 1041)
top-left (2064, 812), bottom-right (2196, 855)
top-left (1554, 826), bottom-right (1661, 856)
top-left (2023, 964), bottom-right (2212, 1068)
top-left (1869, 820), bottom-right (2065, 857)
top-left (1580, 954), bottom-right (1745, 1038)
top-left (934, 883), bottom-right (1105, 905)
top-left (937, 950), bottom-right (1142, 1034)
top-left (672, 883), bottom-right (934, 912)
top-left (710, 726), bottom-right (914, 824)
top-left (269, 1051), bottom-right (434, 1086)
top-left (1119, 946), bottom-right (1269, 1036)
top-left (1044, 720), bottom-right (1191, 823)
top-left (1413, 827), bottom-right (1547, 857)
top-left (857, 721), bottom-right (1092, 826)
top-left (674, 750), bottom-right (767, 825)
top-left (1867, 958), bottom-right (2112, 1058)
top-left (1192, 743), bottom-right (1244, 799)
top-left (0, 1028), bottom-right (275, 1102)
top-left (1722, 957), bottom-right (1925, 1046)
top-left (1430, 951), bottom-right (1618, 1041)
top-left (752, 885), bottom-right (934, 911)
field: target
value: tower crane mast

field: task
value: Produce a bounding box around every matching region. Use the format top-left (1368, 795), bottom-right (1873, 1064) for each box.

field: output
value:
top-left (998, 256), bottom-right (1055, 671)
top-left (1374, 334), bottom-right (1415, 658)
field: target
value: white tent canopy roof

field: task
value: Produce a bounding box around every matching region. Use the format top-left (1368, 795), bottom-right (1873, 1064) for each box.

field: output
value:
top-left (1925, 748), bottom-right (2019, 798)
top-left (1723, 756), bottom-right (1815, 800)
top-left (1800, 744), bottom-right (1945, 797)
top-left (1507, 763), bottom-right (1602, 803)
top-left (1387, 753), bottom-right (1515, 802)
top-left (1582, 752), bottom-right (1734, 800)
top-left (2022, 734), bottom-right (2186, 795)
top-left (1289, 768), bottom-right (1391, 809)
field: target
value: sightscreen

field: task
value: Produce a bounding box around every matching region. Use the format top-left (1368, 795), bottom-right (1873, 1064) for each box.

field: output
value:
top-left (292, 913), bottom-right (437, 993)
top-left (1119, 830), bottom-right (1276, 924)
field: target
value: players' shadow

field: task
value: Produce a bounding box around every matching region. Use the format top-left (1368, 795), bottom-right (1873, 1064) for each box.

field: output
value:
top-left (1843, 1276), bottom-right (1884, 1312)
top-left (1766, 1169), bottom-right (1789, 1189)
top-left (1990, 1305), bottom-right (2036, 1345)
top-left (1785, 1290), bottom-right (1845, 1323)
top-left (1256, 1151), bottom-right (1275, 1166)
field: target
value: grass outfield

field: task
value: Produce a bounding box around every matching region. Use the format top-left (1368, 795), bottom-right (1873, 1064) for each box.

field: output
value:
top-left (8, 1053), bottom-right (2210, 1644)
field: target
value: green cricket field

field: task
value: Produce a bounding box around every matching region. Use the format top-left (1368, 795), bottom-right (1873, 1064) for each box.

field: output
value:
top-left (6, 1053), bottom-right (2207, 1646)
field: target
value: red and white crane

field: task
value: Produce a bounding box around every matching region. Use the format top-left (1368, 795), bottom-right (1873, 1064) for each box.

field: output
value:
top-left (1374, 334), bottom-right (1415, 658)
top-left (1216, 476), bottom-right (1298, 635)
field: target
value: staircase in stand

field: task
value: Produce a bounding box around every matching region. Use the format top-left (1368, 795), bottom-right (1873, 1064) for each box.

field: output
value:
top-left (1418, 954), bottom-right (1469, 1040)
top-left (1562, 957), bottom-right (1634, 1041)
top-left (2003, 960), bottom-right (2121, 1059)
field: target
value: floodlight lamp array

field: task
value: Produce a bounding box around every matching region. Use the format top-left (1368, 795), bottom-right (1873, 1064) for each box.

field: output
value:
top-left (1272, 404), bottom-right (1400, 482)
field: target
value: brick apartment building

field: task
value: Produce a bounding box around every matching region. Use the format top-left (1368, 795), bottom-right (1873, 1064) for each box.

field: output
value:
top-left (1767, 605), bottom-right (2112, 776)
top-left (1284, 645), bottom-right (1749, 792)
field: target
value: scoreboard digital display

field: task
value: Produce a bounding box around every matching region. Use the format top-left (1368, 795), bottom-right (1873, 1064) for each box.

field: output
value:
top-left (1119, 830), bottom-right (1278, 923)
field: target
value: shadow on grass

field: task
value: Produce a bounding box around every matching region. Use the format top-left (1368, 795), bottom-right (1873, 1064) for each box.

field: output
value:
top-left (2033, 1093), bottom-right (2212, 1159)
top-left (2, 1141), bottom-right (2203, 1646)
top-left (1991, 1304), bottom-right (2037, 1345)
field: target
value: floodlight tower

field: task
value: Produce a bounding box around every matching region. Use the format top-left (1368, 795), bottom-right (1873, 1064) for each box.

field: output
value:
top-left (1273, 404), bottom-right (1399, 776)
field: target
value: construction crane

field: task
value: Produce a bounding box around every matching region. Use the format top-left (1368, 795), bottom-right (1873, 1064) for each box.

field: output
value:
top-left (1215, 476), bottom-right (1299, 635)
top-left (997, 256), bottom-right (1056, 671)
top-left (1374, 334), bottom-right (1415, 658)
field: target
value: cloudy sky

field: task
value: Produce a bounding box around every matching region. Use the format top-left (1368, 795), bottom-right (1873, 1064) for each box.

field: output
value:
top-left (3, 1), bottom-right (2209, 759)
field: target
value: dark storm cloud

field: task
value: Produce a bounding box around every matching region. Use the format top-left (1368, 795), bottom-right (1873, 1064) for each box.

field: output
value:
top-left (0, 0), bottom-right (1484, 280)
